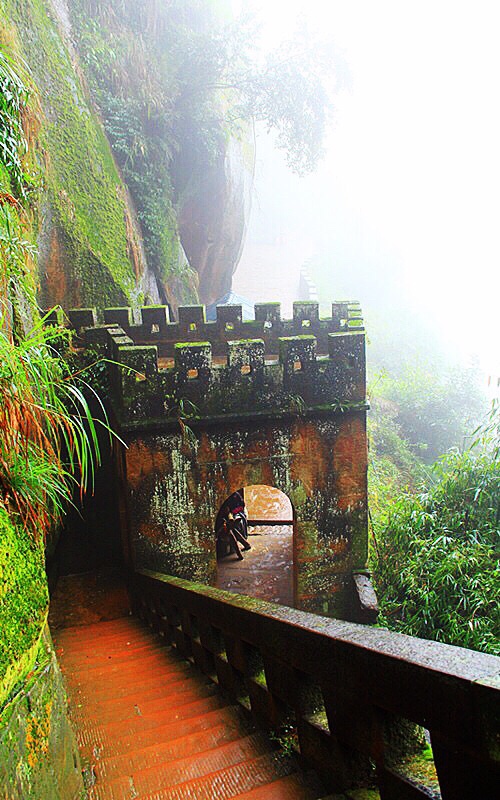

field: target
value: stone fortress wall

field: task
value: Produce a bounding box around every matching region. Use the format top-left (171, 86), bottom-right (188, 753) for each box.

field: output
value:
top-left (50, 301), bottom-right (372, 621)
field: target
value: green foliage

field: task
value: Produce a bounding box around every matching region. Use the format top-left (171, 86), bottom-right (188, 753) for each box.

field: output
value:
top-left (368, 395), bottom-right (428, 552)
top-left (0, 317), bottom-right (113, 539)
top-left (2, 0), bottom-right (142, 307)
top-left (0, 43), bottom-right (117, 723)
top-left (0, 203), bottom-right (37, 324)
top-left (235, 27), bottom-right (336, 176)
top-left (0, 48), bottom-right (29, 199)
top-left (0, 41), bottom-right (39, 327)
top-left (270, 722), bottom-right (299, 757)
top-left (473, 397), bottom-right (500, 461)
top-left (0, 507), bottom-right (48, 704)
top-left (69, 0), bottom-right (336, 294)
top-left (0, 46), bottom-right (109, 540)
top-left (371, 449), bottom-right (500, 655)
top-left (69, 0), bottom-right (196, 292)
top-left (373, 361), bottom-right (486, 463)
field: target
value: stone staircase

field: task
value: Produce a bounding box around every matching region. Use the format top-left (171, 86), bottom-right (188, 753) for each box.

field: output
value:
top-left (54, 616), bottom-right (332, 800)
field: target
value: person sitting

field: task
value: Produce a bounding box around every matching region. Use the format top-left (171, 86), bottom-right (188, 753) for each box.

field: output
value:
top-left (216, 504), bottom-right (251, 560)
top-left (227, 491), bottom-right (249, 540)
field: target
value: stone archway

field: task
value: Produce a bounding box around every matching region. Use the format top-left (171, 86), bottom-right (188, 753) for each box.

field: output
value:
top-left (122, 409), bottom-right (368, 619)
top-left (215, 485), bottom-right (295, 606)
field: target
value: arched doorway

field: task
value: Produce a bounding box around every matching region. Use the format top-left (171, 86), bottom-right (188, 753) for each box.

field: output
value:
top-left (215, 486), bottom-right (295, 607)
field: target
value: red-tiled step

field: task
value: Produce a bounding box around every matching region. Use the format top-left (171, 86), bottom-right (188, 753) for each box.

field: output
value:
top-left (68, 662), bottom-right (193, 693)
top-left (234, 772), bottom-right (326, 800)
top-left (92, 719), bottom-right (254, 781)
top-left (137, 752), bottom-right (312, 800)
top-left (91, 733), bottom-right (273, 800)
top-left (55, 616), bottom-right (327, 800)
top-left (75, 693), bottom-right (227, 758)
top-left (78, 706), bottom-right (247, 762)
top-left (71, 681), bottom-right (219, 727)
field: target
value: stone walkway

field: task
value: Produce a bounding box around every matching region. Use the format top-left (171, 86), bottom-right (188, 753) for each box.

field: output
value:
top-left (216, 527), bottom-right (294, 607)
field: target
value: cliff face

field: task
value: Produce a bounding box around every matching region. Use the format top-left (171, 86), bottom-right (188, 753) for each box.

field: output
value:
top-left (1, 0), bottom-right (160, 308)
top-left (176, 129), bottom-right (254, 305)
top-left (68, 0), bottom-right (253, 310)
top-left (0, 0), bottom-right (252, 311)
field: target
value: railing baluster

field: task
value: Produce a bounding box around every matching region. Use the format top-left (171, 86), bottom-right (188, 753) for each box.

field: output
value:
top-left (431, 734), bottom-right (498, 800)
top-left (130, 570), bottom-right (500, 798)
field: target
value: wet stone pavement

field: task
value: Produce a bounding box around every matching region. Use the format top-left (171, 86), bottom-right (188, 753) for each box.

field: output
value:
top-left (216, 526), bottom-right (294, 607)
top-left (49, 570), bottom-right (130, 630)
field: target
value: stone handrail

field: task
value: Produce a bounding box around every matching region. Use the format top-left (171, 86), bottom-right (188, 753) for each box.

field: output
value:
top-left (131, 570), bottom-right (499, 800)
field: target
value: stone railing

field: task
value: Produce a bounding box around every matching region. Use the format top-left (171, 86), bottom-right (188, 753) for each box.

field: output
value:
top-left (132, 570), bottom-right (500, 800)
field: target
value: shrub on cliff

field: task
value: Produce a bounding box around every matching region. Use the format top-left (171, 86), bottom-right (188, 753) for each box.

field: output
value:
top-left (371, 448), bottom-right (500, 655)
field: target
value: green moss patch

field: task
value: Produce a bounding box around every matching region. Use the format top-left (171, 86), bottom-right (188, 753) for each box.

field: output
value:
top-left (69, 0), bottom-right (197, 298)
top-left (0, 509), bottom-right (48, 706)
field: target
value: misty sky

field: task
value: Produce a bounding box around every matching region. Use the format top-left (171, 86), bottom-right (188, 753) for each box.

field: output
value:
top-left (232, 0), bottom-right (499, 381)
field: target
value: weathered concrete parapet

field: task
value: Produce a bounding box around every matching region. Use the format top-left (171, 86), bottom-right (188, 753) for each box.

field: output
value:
top-left (279, 335), bottom-right (317, 389)
top-left (178, 304), bottom-right (206, 331)
top-left (141, 304), bottom-right (171, 332)
top-left (216, 304), bottom-right (243, 333)
top-left (292, 300), bottom-right (320, 326)
top-left (104, 306), bottom-right (134, 328)
top-left (328, 331), bottom-right (366, 402)
top-left (174, 342), bottom-right (213, 392)
top-left (227, 338), bottom-right (265, 371)
top-left (118, 344), bottom-right (158, 379)
top-left (254, 301), bottom-right (281, 325)
top-left (67, 307), bottom-right (97, 330)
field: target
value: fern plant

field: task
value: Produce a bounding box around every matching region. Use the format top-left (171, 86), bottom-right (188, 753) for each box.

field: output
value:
top-left (0, 48), bottom-right (29, 200)
top-left (0, 317), bottom-right (111, 540)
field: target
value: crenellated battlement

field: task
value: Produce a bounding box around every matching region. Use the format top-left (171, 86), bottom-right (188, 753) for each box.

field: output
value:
top-left (59, 300), bottom-right (364, 360)
top-left (44, 302), bottom-right (366, 429)
top-left (78, 318), bottom-right (366, 429)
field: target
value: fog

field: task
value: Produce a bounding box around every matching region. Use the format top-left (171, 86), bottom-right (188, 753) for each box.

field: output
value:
top-left (231, 0), bottom-right (499, 389)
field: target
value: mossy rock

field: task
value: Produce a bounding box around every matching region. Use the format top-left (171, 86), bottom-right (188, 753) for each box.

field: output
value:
top-left (0, 508), bottom-right (48, 706)
top-left (1, 0), bottom-right (145, 307)
top-left (0, 627), bottom-right (83, 799)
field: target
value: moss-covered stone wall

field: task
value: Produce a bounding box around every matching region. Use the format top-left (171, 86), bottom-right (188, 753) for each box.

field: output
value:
top-left (1, 0), bottom-right (254, 312)
top-left (0, 509), bottom-right (48, 706)
top-left (0, 626), bottom-right (83, 800)
top-left (122, 410), bottom-right (368, 620)
top-left (67, 0), bottom-right (250, 308)
top-left (0, 511), bottom-right (83, 798)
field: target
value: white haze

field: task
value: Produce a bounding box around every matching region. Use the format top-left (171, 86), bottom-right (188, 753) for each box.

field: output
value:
top-left (231, 0), bottom-right (500, 389)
